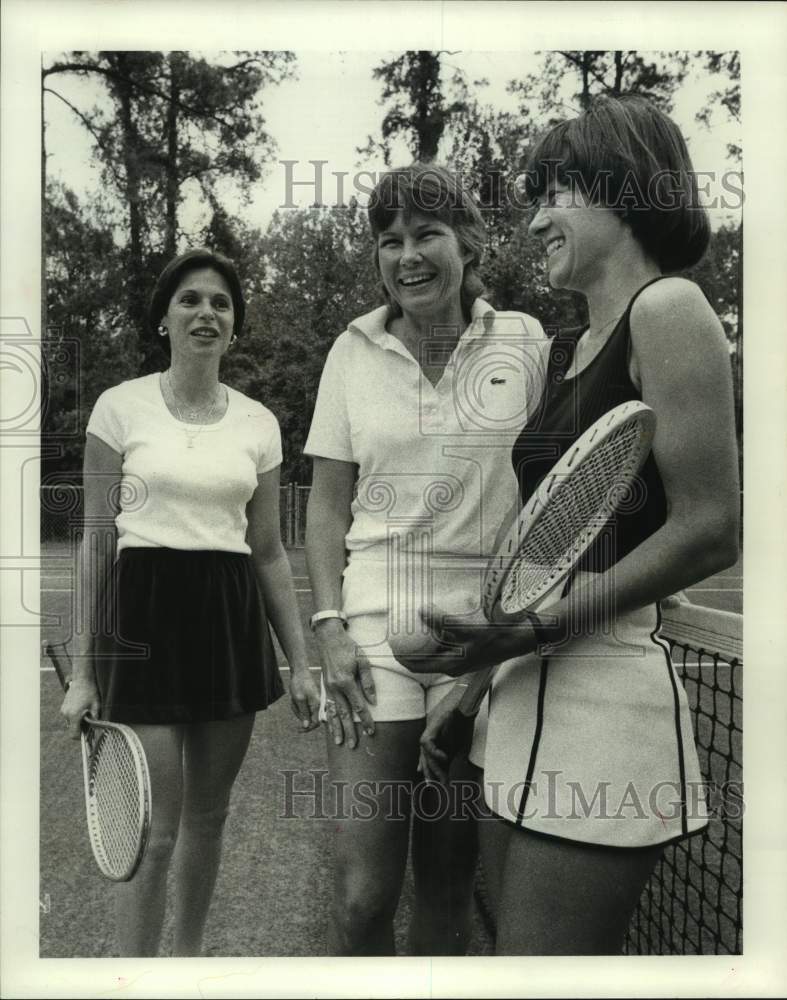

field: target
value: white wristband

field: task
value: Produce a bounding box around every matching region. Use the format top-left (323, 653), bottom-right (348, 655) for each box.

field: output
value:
top-left (309, 609), bottom-right (348, 632)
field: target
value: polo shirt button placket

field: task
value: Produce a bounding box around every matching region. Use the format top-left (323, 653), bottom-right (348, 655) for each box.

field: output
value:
top-left (420, 388), bottom-right (438, 434)
top-left (434, 388), bottom-right (446, 430)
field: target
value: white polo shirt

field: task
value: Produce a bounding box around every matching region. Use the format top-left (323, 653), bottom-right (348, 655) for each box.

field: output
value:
top-left (305, 299), bottom-right (549, 619)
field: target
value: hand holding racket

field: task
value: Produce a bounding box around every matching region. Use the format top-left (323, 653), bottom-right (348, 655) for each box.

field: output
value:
top-left (398, 400), bottom-right (657, 751)
top-left (59, 654), bottom-right (100, 741)
top-left (418, 684), bottom-right (477, 784)
top-left (46, 642), bottom-right (152, 882)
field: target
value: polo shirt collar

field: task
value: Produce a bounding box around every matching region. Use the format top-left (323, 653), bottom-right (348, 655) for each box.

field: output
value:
top-left (347, 298), bottom-right (497, 348)
top-left (464, 298), bottom-right (497, 340)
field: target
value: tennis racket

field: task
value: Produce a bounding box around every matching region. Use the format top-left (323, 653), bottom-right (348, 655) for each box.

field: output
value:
top-left (454, 399), bottom-right (657, 719)
top-left (46, 641), bottom-right (152, 882)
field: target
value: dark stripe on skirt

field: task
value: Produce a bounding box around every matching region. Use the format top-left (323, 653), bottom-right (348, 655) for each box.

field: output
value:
top-left (651, 604), bottom-right (689, 836)
top-left (94, 547), bottom-right (284, 724)
top-left (515, 657), bottom-right (550, 825)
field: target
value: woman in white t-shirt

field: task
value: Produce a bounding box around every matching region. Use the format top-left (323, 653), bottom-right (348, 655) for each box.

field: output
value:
top-left (60, 248), bottom-right (320, 957)
top-left (304, 164), bottom-right (548, 954)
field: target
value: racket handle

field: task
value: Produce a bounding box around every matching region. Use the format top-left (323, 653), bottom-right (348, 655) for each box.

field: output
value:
top-left (44, 642), bottom-right (72, 692)
top-left (457, 666), bottom-right (496, 718)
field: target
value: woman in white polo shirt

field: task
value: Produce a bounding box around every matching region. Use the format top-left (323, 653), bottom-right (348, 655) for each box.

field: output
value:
top-left (60, 248), bottom-right (320, 956)
top-left (304, 164), bottom-right (548, 954)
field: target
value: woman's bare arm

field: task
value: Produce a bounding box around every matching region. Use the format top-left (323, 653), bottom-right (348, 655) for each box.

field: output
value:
top-left (60, 433), bottom-right (122, 735)
top-left (305, 456), bottom-right (376, 747)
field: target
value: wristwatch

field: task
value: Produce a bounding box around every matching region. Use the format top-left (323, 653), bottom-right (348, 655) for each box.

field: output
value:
top-left (309, 609), bottom-right (348, 632)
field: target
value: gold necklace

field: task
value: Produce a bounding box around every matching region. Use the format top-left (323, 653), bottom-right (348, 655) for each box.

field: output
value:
top-left (166, 370), bottom-right (222, 419)
top-left (164, 371), bottom-right (223, 448)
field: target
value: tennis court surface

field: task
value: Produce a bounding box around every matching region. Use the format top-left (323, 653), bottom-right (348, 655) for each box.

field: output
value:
top-left (39, 547), bottom-right (741, 956)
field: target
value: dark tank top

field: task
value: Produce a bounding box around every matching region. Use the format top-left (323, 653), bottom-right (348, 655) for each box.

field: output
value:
top-left (512, 277), bottom-right (668, 573)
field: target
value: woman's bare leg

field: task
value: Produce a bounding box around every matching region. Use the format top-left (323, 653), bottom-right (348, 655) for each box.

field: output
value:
top-left (487, 822), bottom-right (662, 955)
top-left (172, 713), bottom-right (255, 956)
top-left (113, 724), bottom-right (184, 956)
top-left (326, 720), bottom-right (422, 956)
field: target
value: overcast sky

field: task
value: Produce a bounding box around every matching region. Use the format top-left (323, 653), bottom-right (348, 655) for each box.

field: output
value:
top-left (43, 50), bottom-right (742, 238)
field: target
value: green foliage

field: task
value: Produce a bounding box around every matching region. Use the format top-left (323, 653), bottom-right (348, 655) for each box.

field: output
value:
top-left (685, 222), bottom-right (743, 440)
top-left (686, 223), bottom-right (740, 342)
top-left (480, 217), bottom-right (586, 333)
top-left (507, 50), bottom-right (689, 123)
top-left (695, 51), bottom-right (740, 161)
top-left (45, 51), bottom-right (296, 249)
top-left (43, 50), bottom-right (297, 370)
top-left (359, 51), bottom-right (471, 164)
top-left (43, 182), bottom-right (140, 476)
top-left (221, 200), bottom-right (379, 482)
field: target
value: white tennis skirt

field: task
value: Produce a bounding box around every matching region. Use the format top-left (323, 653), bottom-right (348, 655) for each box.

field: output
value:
top-left (470, 590), bottom-right (709, 848)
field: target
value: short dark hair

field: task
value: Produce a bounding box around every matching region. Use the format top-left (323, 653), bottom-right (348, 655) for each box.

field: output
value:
top-left (368, 163), bottom-right (486, 317)
top-left (521, 94), bottom-right (710, 272)
top-left (149, 248), bottom-right (246, 344)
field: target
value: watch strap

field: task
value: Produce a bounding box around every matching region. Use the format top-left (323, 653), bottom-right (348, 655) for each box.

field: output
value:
top-left (309, 609), bottom-right (348, 632)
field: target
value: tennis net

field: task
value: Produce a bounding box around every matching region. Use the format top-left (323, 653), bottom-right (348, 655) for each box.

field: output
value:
top-left (475, 598), bottom-right (743, 955)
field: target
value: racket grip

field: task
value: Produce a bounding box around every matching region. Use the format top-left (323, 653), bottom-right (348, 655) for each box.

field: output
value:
top-left (457, 666), bottom-right (496, 718)
top-left (44, 642), bottom-right (72, 692)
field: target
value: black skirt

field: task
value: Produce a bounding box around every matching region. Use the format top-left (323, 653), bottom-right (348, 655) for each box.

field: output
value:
top-left (94, 548), bottom-right (285, 724)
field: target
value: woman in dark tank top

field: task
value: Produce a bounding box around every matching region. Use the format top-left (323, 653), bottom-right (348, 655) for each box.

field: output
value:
top-left (396, 94), bottom-right (741, 954)
top-left (512, 277), bottom-right (669, 574)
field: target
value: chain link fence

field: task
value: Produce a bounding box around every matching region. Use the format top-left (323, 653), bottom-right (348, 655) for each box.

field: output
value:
top-left (41, 484), bottom-right (312, 548)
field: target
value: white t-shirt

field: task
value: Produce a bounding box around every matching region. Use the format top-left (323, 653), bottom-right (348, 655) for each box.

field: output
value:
top-left (86, 373), bottom-right (282, 554)
top-left (304, 299), bottom-right (549, 618)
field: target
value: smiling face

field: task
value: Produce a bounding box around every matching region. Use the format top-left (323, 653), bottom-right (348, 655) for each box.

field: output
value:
top-left (377, 211), bottom-right (471, 320)
top-left (528, 181), bottom-right (626, 293)
top-left (163, 267), bottom-right (235, 361)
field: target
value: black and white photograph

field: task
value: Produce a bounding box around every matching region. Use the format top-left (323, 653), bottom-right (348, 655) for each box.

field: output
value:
top-left (1, 1), bottom-right (786, 997)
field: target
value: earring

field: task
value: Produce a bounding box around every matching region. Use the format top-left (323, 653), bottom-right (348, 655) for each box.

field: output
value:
top-left (158, 325), bottom-right (168, 337)
top-left (230, 334), bottom-right (238, 347)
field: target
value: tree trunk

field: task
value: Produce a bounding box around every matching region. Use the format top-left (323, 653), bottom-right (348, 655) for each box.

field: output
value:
top-left (164, 53), bottom-right (179, 258)
top-left (581, 53), bottom-right (591, 109)
top-left (613, 51), bottom-right (624, 94)
top-left (415, 51), bottom-right (441, 162)
top-left (112, 54), bottom-right (151, 373)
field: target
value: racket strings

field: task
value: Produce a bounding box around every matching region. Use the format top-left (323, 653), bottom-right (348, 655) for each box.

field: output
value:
top-left (501, 421), bottom-right (645, 613)
top-left (87, 729), bottom-right (145, 879)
